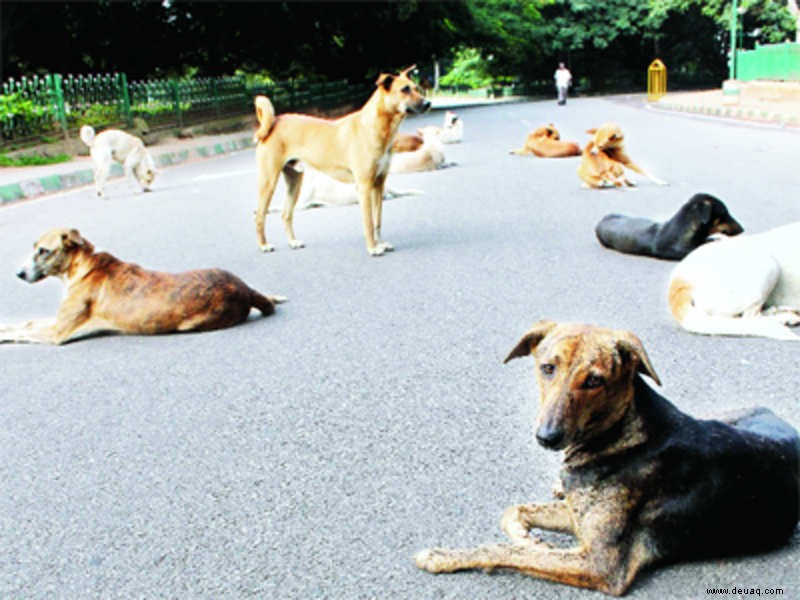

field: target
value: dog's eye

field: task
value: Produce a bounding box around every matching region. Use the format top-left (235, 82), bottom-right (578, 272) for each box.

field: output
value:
top-left (582, 374), bottom-right (605, 389)
top-left (540, 363), bottom-right (556, 377)
top-left (36, 247), bottom-right (50, 257)
top-left (401, 85), bottom-right (411, 94)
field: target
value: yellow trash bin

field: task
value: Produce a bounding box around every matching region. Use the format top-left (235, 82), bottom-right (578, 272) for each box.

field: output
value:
top-left (647, 59), bottom-right (667, 102)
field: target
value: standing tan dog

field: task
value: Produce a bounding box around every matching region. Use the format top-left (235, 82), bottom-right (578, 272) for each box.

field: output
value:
top-left (1, 228), bottom-right (285, 345)
top-left (416, 321), bottom-right (799, 595)
top-left (510, 124), bottom-right (580, 158)
top-left (253, 66), bottom-right (430, 256)
top-left (577, 124), bottom-right (666, 188)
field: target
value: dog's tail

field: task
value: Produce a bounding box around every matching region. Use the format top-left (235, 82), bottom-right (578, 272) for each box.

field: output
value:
top-left (253, 96), bottom-right (276, 143)
top-left (80, 125), bottom-right (96, 147)
top-left (250, 289), bottom-right (287, 316)
top-left (668, 277), bottom-right (800, 341)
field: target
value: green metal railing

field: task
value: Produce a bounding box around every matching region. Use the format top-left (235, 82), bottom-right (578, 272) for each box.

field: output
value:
top-left (737, 42), bottom-right (800, 82)
top-left (0, 73), bottom-right (371, 148)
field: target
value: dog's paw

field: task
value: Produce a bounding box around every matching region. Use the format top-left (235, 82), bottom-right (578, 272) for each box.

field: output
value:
top-left (259, 243), bottom-right (276, 253)
top-left (368, 246), bottom-right (386, 257)
top-left (414, 548), bottom-right (452, 573)
top-left (500, 506), bottom-right (533, 544)
top-left (288, 240), bottom-right (305, 250)
top-left (377, 241), bottom-right (394, 252)
top-left (271, 295), bottom-right (289, 304)
top-left (551, 481), bottom-right (566, 500)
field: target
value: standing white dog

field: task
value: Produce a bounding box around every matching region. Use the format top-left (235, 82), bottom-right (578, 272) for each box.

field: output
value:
top-left (80, 125), bottom-right (156, 197)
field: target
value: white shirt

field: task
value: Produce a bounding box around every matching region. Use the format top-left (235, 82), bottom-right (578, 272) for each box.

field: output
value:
top-left (555, 68), bottom-right (572, 88)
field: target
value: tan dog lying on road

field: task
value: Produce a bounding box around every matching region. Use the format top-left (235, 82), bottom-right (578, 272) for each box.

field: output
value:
top-left (1, 228), bottom-right (285, 345)
top-left (253, 66), bottom-right (430, 256)
top-left (416, 321), bottom-right (799, 595)
top-left (510, 124), bottom-right (580, 158)
top-left (577, 123), bottom-right (666, 188)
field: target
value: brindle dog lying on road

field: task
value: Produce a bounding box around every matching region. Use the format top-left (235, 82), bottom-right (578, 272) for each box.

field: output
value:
top-left (415, 321), bottom-right (799, 595)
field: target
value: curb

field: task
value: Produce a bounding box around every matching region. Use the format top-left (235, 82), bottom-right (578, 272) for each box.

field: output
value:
top-left (651, 100), bottom-right (800, 128)
top-left (0, 135), bottom-right (257, 205)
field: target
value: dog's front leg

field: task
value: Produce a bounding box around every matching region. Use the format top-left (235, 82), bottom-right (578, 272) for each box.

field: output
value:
top-left (371, 176), bottom-right (393, 252)
top-left (501, 502), bottom-right (574, 545)
top-left (358, 182), bottom-right (382, 256)
top-left (0, 318), bottom-right (59, 344)
top-left (123, 153), bottom-right (141, 190)
top-left (621, 158), bottom-right (667, 186)
top-left (415, 543), bottom-right (615, 594)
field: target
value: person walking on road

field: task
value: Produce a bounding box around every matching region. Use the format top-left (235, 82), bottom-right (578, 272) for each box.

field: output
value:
top-left (555, 62), bottom-right (572, 106)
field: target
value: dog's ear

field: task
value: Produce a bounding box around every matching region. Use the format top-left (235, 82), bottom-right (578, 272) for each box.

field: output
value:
top-left (376, 73), bottom-right (394, 91)
top-left (400, 64), bottom-right (417, 77)
top-left (504, 320), bottom-right (558, 363)
top-left (615, 331), bottom-right (661, 386)
top-left (61, 229), bottom-right (89, 249)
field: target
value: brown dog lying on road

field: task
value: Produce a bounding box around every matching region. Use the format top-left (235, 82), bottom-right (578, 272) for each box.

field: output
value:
top-left (253, 66), bottom-right (430, 256)
top-left (577, 123), bottom-right (667, 188)
top-left (416, 321), bottom-right (799, 595)
top-left (1, 228), bottom-right (285, 345)
top-left (510, 124), bottom-right (580, 158)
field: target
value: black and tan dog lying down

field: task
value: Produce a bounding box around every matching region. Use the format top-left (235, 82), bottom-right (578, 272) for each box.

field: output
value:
top-left (1, 228), bottom-right (285, 344)
top-left (595, 193), bottom-right (744, 260)
top-left (415, 321), bottom-right (799, 596)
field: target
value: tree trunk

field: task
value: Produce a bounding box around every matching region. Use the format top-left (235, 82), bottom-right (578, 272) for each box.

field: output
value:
top-left (789, 0), bottom-right (800, 43)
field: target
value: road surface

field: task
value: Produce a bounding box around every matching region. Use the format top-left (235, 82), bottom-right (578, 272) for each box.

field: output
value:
top-left (1, 96), bottom-right (799, 599)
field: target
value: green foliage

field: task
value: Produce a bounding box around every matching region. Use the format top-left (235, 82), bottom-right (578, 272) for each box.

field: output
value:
top-left (79, 103), bottom-right (120, 127)
top-left (233, 69), bottom-right (274, 88)
top-left (132, 101), bottom-right (192, 117)
top-left (0, 92), bottom-right (51, 124)
top-left (0, 152), bottom-right (71, 166)
top-left (647, 0), bottom-right (797, 46)
top-left (439, 48), bottom-right (494, 88)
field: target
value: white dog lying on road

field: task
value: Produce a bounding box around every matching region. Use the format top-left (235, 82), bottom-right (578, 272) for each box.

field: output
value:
top-left (390, 127), bottom-right (446, 174)
top-left (80, 125), bottom-right (156, 197)
top-left (668, 222), bottom-right (800, 340)
top-left (417, 110), bottom-right (464, 144)
top-left (273, 162), bottom-right (421, 208)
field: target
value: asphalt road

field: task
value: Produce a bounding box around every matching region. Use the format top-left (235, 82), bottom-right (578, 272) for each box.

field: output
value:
top-left (1, 97), bottom-right (799, 599)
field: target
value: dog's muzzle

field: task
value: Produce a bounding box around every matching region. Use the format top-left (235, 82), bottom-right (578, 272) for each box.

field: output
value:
top-left (16, 264), bottom-right (42, 283)
top-left (536, 424), bottom-right (566, 450)
top-left (409, 99), bottom-right (432, 114)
